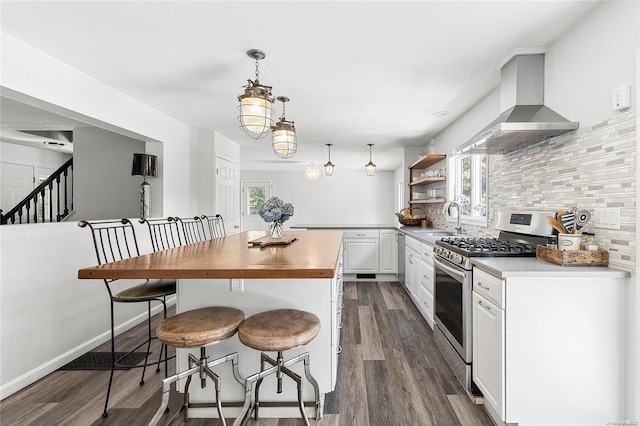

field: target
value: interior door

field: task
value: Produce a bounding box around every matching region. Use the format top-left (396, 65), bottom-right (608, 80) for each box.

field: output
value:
top-left (215, 155), bottom-right (240, 234)
top-left (241, 180), bottom-right (271, 231)
top-left (0, 162), bottom-right (34, 214)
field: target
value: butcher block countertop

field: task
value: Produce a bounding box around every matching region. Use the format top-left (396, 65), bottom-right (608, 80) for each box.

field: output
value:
top-left (78, 230), bottom-right (343, 280)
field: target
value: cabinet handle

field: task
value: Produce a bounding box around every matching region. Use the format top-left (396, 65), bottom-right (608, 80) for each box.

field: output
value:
top-left (478, 300), bottom-right (491, 310)
top-left (337, 345), bottom-right (342, 354)
top-left (357, 233), bottom-right (366, 237)
top-left (477, 282), bottom-right (490, 290)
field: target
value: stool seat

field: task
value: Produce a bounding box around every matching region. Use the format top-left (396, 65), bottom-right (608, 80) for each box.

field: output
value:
top-left (157, 306), bottom-right (244, 348)
top-left (238, 309), bottom-right (321, 352)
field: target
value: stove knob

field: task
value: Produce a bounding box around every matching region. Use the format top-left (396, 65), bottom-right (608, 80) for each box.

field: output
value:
top-left (452, 254), bottom-right (463, 265)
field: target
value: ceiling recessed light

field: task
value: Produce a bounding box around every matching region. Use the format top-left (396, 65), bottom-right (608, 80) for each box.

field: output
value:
top-left (433, 111), bottom-right (448, 117)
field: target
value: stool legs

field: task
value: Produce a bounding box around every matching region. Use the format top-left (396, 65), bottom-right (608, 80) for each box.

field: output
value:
top-left (233, 351), bottom-right (321, 426)
top-left (148, 350), bottom-right (242, 426)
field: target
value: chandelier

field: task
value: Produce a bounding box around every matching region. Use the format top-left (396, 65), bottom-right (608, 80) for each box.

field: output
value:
top-left (365, 144), bottom-right (376, 176)
top-left (237, 49), bottom-right (274, 139)
top-left (272, 96), bottom-right (297, 159)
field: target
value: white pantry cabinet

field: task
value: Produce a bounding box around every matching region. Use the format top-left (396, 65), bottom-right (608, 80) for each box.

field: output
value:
top-left (472, 264), bottom-right (627, 426)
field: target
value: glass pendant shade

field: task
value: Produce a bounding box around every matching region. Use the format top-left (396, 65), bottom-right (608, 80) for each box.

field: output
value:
top-left (305, 164), bottom-right (320, 181)
top-left (272, 121), bottom-right (297, 159)
top-left (238, 86), bottom-right (274, 139)
top-left (324, 161), bottom-right (335, 176)
top-left (365, 161), bottom-right (376, 176)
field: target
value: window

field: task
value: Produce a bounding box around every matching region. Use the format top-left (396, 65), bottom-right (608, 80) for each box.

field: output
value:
top-left (448, 153), bottom-right (487, 226)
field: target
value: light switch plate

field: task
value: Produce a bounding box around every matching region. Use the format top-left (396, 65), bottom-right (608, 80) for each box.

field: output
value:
top-left (612, 85), bottom-right (631, 111)
top-left (593, 207), bottom-right (621, 230)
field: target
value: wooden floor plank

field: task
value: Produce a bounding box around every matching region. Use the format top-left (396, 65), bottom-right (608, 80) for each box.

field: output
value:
top-left (0, 281), bottom-right (494, 426)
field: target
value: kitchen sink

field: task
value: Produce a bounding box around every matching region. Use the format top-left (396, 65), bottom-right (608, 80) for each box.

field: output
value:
top-left (412, 231), bottom-right (452, 236)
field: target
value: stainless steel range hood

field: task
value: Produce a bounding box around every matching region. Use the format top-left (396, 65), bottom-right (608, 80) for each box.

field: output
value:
top-left (455, 53), bottom-right (578, 155)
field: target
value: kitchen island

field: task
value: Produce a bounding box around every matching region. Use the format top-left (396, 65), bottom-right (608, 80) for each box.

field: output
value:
top-left (78, 230), bottom-right (344, 420)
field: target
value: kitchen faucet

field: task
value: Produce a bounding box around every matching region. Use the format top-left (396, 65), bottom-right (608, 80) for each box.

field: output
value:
top-left (442, 201), bottom-right (463, 234)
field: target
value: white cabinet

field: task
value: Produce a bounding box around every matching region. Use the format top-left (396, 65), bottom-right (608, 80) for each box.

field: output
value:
top-left (472, 265), bottom-right (627, 426)
top-left (472, 288), bottom-right (504, 419)
top-left (379, 229), bottom-right (398, 274)
top-left (404, 236), bottom-right (421, 298)
top-left (418, 242), bottom-right (434, 328)
top-left (343, 230), bottom-right (379, 273)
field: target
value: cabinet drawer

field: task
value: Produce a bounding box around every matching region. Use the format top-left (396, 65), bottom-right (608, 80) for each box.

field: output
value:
top-left (406, 235), bottom-right (421, 252)
top-left (473, 267), bottom-right (504, 308)
top-left (343, 230), bottom-right (379, 239)
top-left (420, 260), bottom-right (434, 293)
top-left (420, 242), bottom-right (433, 263)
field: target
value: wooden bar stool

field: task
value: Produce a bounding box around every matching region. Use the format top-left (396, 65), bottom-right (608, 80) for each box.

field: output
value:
top-left (149, 307), bottom-right (245, 426)
top-left (234, 309), bottom-right (322, 426)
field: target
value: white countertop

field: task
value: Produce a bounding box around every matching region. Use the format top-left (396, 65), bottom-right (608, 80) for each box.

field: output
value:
top-left (471, 256), bottom-right (630, 278)
top-left (398, 226), bottom-right (455, 245)
top-left (290, 224), bottom-right (398, 229)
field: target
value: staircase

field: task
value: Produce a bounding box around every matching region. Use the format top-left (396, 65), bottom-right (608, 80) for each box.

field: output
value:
top-left (1, 158), bottom-right (73, 225)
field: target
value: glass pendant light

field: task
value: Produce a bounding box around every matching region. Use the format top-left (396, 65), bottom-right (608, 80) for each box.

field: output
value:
top-left (271, 96), bottom-right (297, 159)
top-left (365, 143), bottom-right (376, 176)
top-left (305, 163), bottom-right (320, 181)
top-left (237, 49), bottom-right (274, 139)
top-left (324, 144), bottom-right (335, 176)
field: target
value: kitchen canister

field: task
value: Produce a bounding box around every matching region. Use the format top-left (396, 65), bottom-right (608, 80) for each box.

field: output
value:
top-left (557, 233), bottom-right (582, 251)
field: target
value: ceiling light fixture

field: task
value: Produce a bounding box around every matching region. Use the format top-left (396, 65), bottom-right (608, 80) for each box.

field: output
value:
top-left (305, 163), bottom-right (320, 181)
top-left (324, 144), bottom-right (335, 176)
top-left (237, 49), bottom-right (274, 139)
top-left (271, 96), bottom-right (297, 159)
top-left (365, 144), bottom-right (376, 176)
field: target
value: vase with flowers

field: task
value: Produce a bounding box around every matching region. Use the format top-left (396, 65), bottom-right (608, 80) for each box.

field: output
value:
top-left (259, 196), bottom-right (294, 239)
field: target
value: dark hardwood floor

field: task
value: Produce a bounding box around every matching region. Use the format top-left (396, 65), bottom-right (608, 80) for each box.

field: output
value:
top-left (0, 281), bottom-right (494, 426)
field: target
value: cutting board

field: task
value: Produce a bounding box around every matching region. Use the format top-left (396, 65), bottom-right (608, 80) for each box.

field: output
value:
top-left (248, 234), bottom-right (298, 247)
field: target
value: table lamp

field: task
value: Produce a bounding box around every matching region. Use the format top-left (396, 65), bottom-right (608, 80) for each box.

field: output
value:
top-left (131, 153), bottom-right (157, 218)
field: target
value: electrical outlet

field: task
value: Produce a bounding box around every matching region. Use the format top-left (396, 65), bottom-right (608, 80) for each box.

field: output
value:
top-left (612, 85), bottom-right (631, 111)
top-left (593, 207), bottom-right (621, 230)
top-left (231, 279), bottom-right (244, 292)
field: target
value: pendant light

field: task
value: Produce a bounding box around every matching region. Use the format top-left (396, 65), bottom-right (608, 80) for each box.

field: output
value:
top-left (237, 49), bottom-right (274, 139)
top-left (324, 144), bottom-right (335, 176)
top-left (365, 143), bottom-right (376, 176)
top-left (272, 96), bottom-right (297, 159)
top-left (305, 163), bottom-right (320, 181)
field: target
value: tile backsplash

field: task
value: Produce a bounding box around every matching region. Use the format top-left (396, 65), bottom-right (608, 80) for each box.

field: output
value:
top-left (429, 109), bottom-right (636, 271)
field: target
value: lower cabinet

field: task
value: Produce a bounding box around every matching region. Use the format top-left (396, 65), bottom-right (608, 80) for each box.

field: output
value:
top-left (405, 245), bottom-right (420, 298)
top-left (343, 230), bottom-right (379, 273)
top-left (404, 236), bottom-right (434, 328)
top-left (343, 229), bottom-right (397, 275)
top-left (472, 290), bottom-right (504, 419)
top-left (472, 265), bottom-right (627, 426)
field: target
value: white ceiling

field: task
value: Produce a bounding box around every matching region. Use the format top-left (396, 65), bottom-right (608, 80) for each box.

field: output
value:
top-left (0, 1), bottom-right (599, 170)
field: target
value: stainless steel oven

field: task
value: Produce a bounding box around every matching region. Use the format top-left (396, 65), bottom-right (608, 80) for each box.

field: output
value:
top-left (432, 209), bottom-right (555, 393)
top-left (433, 252), bottom-right (473, 390)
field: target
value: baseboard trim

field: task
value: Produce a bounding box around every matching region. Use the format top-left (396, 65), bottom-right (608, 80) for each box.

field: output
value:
top-left (0, 296), bottom-right (176, 400)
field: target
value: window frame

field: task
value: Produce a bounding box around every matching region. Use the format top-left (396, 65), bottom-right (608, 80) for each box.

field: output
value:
top-left (447, 153), bottom-right (488, 227)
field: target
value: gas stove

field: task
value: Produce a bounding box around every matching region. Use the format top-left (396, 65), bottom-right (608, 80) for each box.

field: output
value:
top-left (434, 210), bottom-right (555, 269)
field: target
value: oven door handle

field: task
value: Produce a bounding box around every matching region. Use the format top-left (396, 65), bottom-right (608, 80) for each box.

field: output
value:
top-left (433, 256), bottom-right (467, 281)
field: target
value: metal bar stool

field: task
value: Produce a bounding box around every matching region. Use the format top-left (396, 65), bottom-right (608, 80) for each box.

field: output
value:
top-left (139, 217), bottom-right (183, 251)
top-left (201, 214), bottom-right (226, 239)
top-left (149, 306), bottom-right (245, 426)
top-left (174, 216), bottom-right (207, 244)
top-left (78, 218), bottom-right (175, 418)
top-left (234, 309), bottom-right (322, 426)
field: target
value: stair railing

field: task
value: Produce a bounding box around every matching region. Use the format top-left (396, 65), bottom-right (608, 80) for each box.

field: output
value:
top-left (1, 158), bottom-right (73, 225)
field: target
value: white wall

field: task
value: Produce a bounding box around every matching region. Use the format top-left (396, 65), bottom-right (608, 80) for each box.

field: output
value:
top-left (74, 127), bottom-right (145, 220)
top-left (0, 142), bottom-right (71, 169)
top-left (0, 219), bottom-right (166, 398)
top-left (241, 169), bottom-right (396, 226)
top-left (0, 32), bottom-right (195, 216)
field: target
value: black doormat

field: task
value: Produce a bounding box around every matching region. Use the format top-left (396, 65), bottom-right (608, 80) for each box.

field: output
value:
top-left (60, 352), bottom-right (150, 371)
